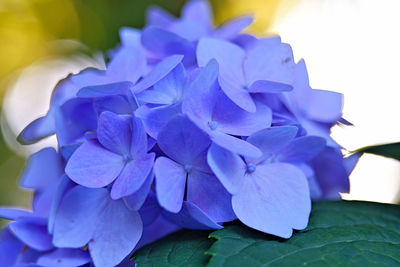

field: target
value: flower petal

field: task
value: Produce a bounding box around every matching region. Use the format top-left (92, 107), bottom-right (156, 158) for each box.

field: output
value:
top-left (37, 248), bottom-right (91, 267)
top-left (111, 153), bottom-right (155, 200)
top-left (162, 201), bottom-right (222, 230)
top-left (212, 92), bottom-right (272, 136)
top-left (154, 157), bottom-right (186, 213)
top-left (9, 217), bottom-right (53, 251)
top-left (207, 143), bottom-right (246, 194)
top-left (77, 81), bottom-right (134, 98)
top-left (187, 171), bottom-right (236, 223)
top-left (157, 115), bottom-right (211, 166)
top-left (146, 6), bottom-right (174, 27)
top-left (306, 89), bottom-right (343, 123)
top-left (17, 114), bottom-right (55, 145)
top-left (182, 0), bottom-right (212, 26)
top-left (218, 76), bottom-right (256, 112)
top-left (249, 80), bottom-right (293, 93)
top-left (97, 111), bottom-right (132, 156)
top-left (123, 172), bottom-right (155, 211)
top-left (65, 140), bottom-right (124, 188)
top-left (136, 103), bottom-right (182, 139)
top-left (232, 163), bottom-right (311, 238)
top-left (137, 63), bottom-right (186, 105)
top-left (210, 131), bottom-right (262, 158)
top-left (132, 55), bottom-right (184, 94)
top-left (19, 147), bottom-right (63, 190)
top-left (130, 115), bottom-right (149, 158)
top-left (214, 16), bottom-right (253, 40)
top-left (278, 136), bottom-right (326, 163)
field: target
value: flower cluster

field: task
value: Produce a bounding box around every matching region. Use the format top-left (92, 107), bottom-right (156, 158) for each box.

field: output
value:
top-left (0, 1), bottom-right (358, 266)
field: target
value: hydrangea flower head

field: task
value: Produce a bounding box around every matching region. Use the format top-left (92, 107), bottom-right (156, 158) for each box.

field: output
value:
top-left (1, 1), bottom-right (358, 266)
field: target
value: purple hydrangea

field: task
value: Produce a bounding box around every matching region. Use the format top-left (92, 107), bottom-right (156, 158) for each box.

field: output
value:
top-left (1, 0), bottom-right (358, 266)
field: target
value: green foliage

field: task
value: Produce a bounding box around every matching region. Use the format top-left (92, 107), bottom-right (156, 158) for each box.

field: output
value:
top-left (134, 201), bottom-right (400, 267)
top-left (355, 142), bottom-right (400, 161)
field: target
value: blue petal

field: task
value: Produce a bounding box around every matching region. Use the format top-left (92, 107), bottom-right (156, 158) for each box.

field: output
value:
top-left (244, 42), bottom-right (295, 85)
top-left (213, 16), bottom-right (254, 40)
top-left (212, 92), bottom-right (272, 136)
top-left (218, 76), bottom-right (256, 112)
top-left (77, 81), bottom-right (134, 98)
top-left (65, 140), bottom-right (125, 188)
top-left (162, 201), bottom-right (222, 230)
top-left (146, 6), bottom-right (174, 27)
top-left (343, 153), bottom-right (361, 176)
top-left (249, 80), bottom-right (293, 93)
top-left (207, 144), bottom-right (246, 194)
top-left (182, 0), bottom-right (212, 26)
top-left (305, 89), bottom-right (343, 123)
top-left (157, 115), bottom-right (211, 166)
top-left (0, 227), bottom-right (25, 266)
top-left (130, 116), bottom-right (149, 158)
top-left (97, 111), bottom-right (131, 156)
top-left (132, 55), bottom-right (184, 93)
top-left (123, 172), bottom-right (155, 211)
top-left (137, 63), bottom-right (186, 105)
top-left (210, 131), bottom-right (262, 158)
top-left (278, 136), bottom-right (326, 163)
top-left (136, 103), bottom-right (182, 139)
top-left (111, 153), bottom-right (155, 200)
top-left (141, 27), bottom-right (195, 66)
top-left (37, 248), bottom-right (91, 267)
top-left (182, 59), bottom-right (219, 126)
top-left (197, 37), bottom-right (245, 85)
top-left (246, 126), bottom-right (298, 163)
top-left (187, 171), bottom-right (236, 223)
top-left (93, 95), bottom-right (133, 115)
top-left (154, 157), bottom-right (186, 213)
top-left (232, 163), bottom-right (311, 238)
top-left (19, 148), bottom-right (63, 190)
top-left (17, 114), bottom-right (55, 145)
top-left (0, 208), bottom-right (31, 221)
top-left (9, 217), bottom-right (53, 251)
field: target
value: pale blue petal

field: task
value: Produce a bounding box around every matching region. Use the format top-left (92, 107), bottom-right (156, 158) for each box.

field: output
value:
top-left (123, 172), bottom-right (155, 211)
top-left (37, 248), bottom-right (91, 267)
top-left (111, 153), bottom-right (155, 199)
top-left (305, 89), bottom-right (343, 123)
top-left (278, 136), bottom-right (326, 163)
top-left (132, 55), bottom-right (184, 93)
top-left (232, 163), bottom-right (311, 238)
top-left (77, 82), bottom-right (134, 98)
top-left (187, 171), bottom-right (236, 223)
top-left (146, 6), bottom-right (174, 27)
top-left (157, 115), bottom-right (211, 166)
top-left (17, 114), bottom-right (55, 145)
top-left (210, 131), bottom-right (262, 158)
top-left (207, 144), bottom-right (246, 194)
top-left (182, 0), bottom-right (212, 26)
top-left (0, 208), bottom-right (31, 221)
top-left (130, 116), bottom-right (149, 158)
top-left (218, 76), bottom-right (256, 112)
top-left (65, 140), bottom-right (124, 188)
top-left (213, 16), bottom-right (253, 40)
top-left (249, 80), bottom-right (293, 93)
top-left (154, 157), bottom-right (186, 213)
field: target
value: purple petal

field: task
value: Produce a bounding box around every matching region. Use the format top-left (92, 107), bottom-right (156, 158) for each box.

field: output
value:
top-left (132, 55), bottom-right (184, 94)
top-left (207, 143), bottom-right (246, 194)
top-left (135, 103), bottom-right (182, 139)
top-left (182, 59), bottom-right (219, 126)
top-left (17, 114), bottom-right (55, 145)
top-left (210, 131), bottom-right (262, 158)
top-left (146, 6), bottom-right (174, 27)
top-left (138, 63), bottom-right (186, 105)
top-left (162, 201), bottom-right (222, 230)
top-left (77, 81), bottom-right (134, 98)
top-left (218, 76), bottom-right (256, 112)
top-left (130, 115), bottom-right (149, 158)
top-left (169, 20), bottom-right (209, 41)
top-left (311, 147), bottom-right (350, 199)
top-left (343, 153), bottom-right (361, 176)
top-left (141, 27), bottom-right (195, 66)
top-left (97, 111), bottom-right (131, 156)
top-left (111, 153), bottom-right (155, 199)
top-left (249, 80), bottom-right (293, 93)
top-left (157, 115), bottom-right (211, 166)
top-left (305, 89), bottom-right (343, 123)
top-left (244, 42), bottom-right (295, 85)
top-left (197, 37), bottom-right (245, 85)
top-left (214, 16), bottom-right (254, 40)
top-left (232, 163), bottom-right (311, 238)
top-left (19, 147), bottom-right (63, 190)
top-left (187, 171), bottom-right (236, 223)
top-left (0, 227), bottom-right (25, 266)
top-left (212, 92), bottom-right (272, 136)
top-left (37, 248), bottom-right (91, 267)
top-left (93, 95), bottom-right (133, 115)
top-left (0, 208), bottom-right (31, 221)
top-left (9, 217), bottom-right (53, 251)
top-left (182, 0), bottom-right (212, 26)
top-left (246, 126), bottom-right (298, 163)
top-left (65, 140), bottom-right (124, 188)
top-left (154, 157), bottom-right (186, 213)
top-left (278, 136), bottom-right (326, 163)
top-left (123, 172), bottom-right (155, 211)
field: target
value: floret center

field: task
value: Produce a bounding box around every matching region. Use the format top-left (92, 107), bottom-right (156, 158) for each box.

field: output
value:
top-left (184, 165), bottom-right (193, 173)
top-left (246, 163), bottom-right (256, 173)
top-left (208, 121), bottom-right (218, 131)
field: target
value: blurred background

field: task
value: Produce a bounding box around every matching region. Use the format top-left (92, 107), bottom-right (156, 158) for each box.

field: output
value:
top-left (1, 0), bottom-right (400, 210)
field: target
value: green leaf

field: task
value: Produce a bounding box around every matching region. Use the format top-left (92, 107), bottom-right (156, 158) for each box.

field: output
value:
top-left (207, 201), bottom-right (400, 266)
top-left (134, 201), bottom-right (400, 266)
top-left (133, 230), bottom-right (213, 267)
top-left (354, 142), bottom-right (400, 161)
